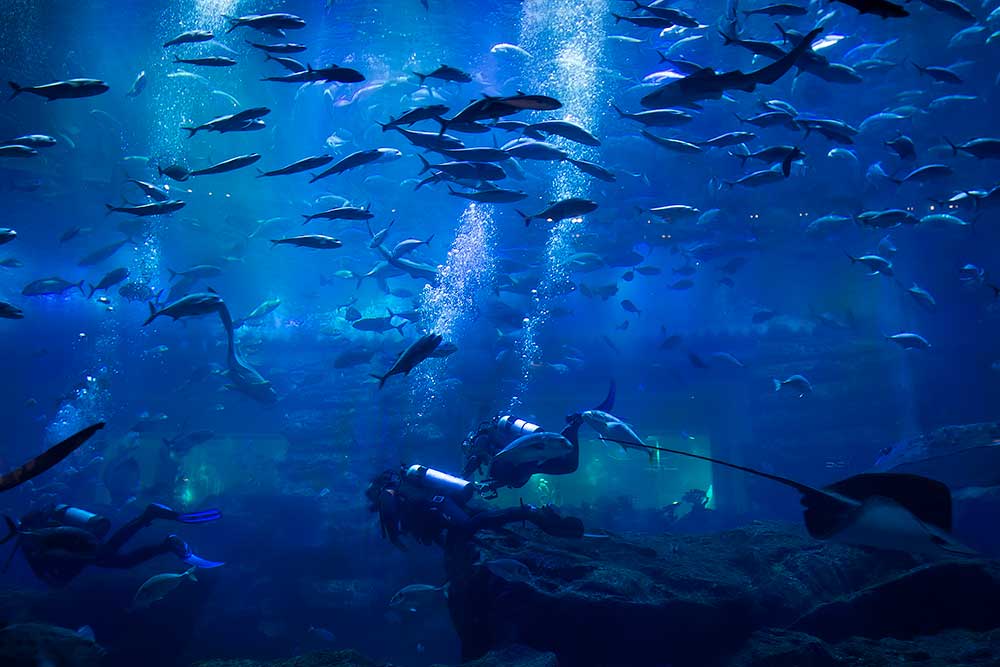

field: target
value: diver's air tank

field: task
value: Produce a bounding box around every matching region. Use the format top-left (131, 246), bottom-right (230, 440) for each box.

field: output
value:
top-left (52, 505), bottom-right (111, 539)
top-left (495, 415), bottom-right (543, 445)
top-left (405, 465), bottom-right (475, 503)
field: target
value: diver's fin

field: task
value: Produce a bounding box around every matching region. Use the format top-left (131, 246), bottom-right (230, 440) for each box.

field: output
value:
top-left (594, 378), bottom-right (616, 411)
top-left (183, 552), bottom-right (225, 569)
top-left (175, 508), bottom-right (223, 524)
top-left (822, 473), bottom-right (952, 533)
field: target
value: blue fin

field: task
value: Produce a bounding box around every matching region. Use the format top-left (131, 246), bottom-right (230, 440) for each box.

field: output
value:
top-left (184, 552), bottom-right (225, 568)
top-left (594, 379), bottom-right (616, 412)
top-left (176, 509), bottom-right (222, 524)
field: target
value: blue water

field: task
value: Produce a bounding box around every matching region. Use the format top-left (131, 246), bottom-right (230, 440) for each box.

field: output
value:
top-left (0, 0), bottom-right (998, 665)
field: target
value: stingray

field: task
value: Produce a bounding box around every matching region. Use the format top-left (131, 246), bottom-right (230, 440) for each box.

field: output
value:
top-left (874, 430), bottom-right (1000, 490)
top-left (599, 437), bottom-right (976, 557)
top-left (0, 423), bottom-right (105, 492)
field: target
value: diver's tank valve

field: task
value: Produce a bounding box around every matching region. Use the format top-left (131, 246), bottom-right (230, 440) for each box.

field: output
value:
top-left (52, 505), bottom-right (111, 538)
top-left (405, 465), bottom-right (475, 504)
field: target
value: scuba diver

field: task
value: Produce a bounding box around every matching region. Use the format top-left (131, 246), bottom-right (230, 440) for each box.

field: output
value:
top-left (462, 381), bottom-right (615, 493)
top-left (366, 464), bottom-right (585, 550)
top-left (2, 502), bottom-right (224, 587)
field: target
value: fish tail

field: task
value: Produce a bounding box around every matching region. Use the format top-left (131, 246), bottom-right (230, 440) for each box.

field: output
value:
top-left (104, 203), bottom-right (116, 216)
top-left (412, 71), bottom-right (427, 85)
top-left (370, 373), bottom-right (387, 389)
top-left (87, 284), bottom-right (96, 299)
top-left (515, 209), bottom-right (530, 226)
top-left (396, 322), bottom-right (407, 336)
top-left (181, 127), bottom-right (197, 138)
top-left (142, 301), bottom-right (158, 326)
top-left (944, 136), bottom-right (957, 156)
top-left (225, 18), bottom-right (239, 33)
top-left (7, 81), bottom-right (22, 99)
top-left (424, 233), bottom-right (434, 245)
top-left (75, 280), bottom-right (84, 296)
top-left (1, 515), bottom-right (18, 545)
top-left (781, 153), bottom-right (794, 178)
top-left (417, 154), bottom-right (431, 174)
top-left (173, 56), bottom-right (182, 64)
top-left (611, 13), bottom-right (624, 23)
top-left (728, 150), bottom-right (749, 167)
top-left (610, 103), bottom-right (626, 119)
top-left (772, 378), bottom-right (781, 392)
top-left (301, 215), bottom-right (311, 224)
top-left (718, 29), bottom-right (734, 46)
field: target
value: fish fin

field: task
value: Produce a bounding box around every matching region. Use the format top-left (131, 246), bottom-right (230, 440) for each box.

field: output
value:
top-left (142, 301), bottom-right (158, 326)
top-left (943, 136), bottom-right (958, 156)
top-left (595, 379), bottom-right (616, 411)
top-left (0, 422), bottom-right (105, 493)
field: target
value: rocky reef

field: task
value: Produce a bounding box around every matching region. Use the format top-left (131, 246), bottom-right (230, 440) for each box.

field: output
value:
top-left (443, 521), bottom-right (1000, 667)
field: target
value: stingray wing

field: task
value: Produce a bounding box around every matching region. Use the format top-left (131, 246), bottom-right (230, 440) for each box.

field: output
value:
top-left (822, 473), bottom-right (953, 533)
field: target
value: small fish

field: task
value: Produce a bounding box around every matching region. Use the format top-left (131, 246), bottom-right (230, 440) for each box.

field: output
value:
top-left (773, 374), bottom-right (812, 396)
top-left (886, 332), bottom-right (931, 350)
top-left (621, 299), bottom-right (641, 316)
top-left (132, 567), bottom-right (198, 610)
top-left (389, 583), bottom-right (448, 613)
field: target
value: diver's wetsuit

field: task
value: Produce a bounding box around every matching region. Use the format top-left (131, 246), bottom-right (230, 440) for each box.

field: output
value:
top-left (12, 503), bottom-right (221, 587)
top-left (372, 468), bottom-right (583, 550)
top-left (464, 414), bottom-right (584, 490)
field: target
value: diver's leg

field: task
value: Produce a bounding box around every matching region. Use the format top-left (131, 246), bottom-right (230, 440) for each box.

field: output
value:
top-left (100, 511), bottom-right (153, 555)
top-left (97, 539), bottom-right (176, 569)
top-left (102, 504), bottom-right (221, 556)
